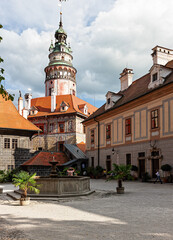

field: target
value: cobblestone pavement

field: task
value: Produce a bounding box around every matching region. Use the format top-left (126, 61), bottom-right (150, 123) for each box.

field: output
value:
top-left (0, 180), bottom-right (173, 240)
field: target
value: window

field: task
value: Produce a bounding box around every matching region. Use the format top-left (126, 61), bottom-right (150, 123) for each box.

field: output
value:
top-left (91, 129), bottom-right (95, 144)
top-left (39, 125), bottom-right (44, 133)
top-left (59, 143), bottom-right (64, 152)
top-left (152, 73), bottom-right (158, 82)
top-left (126, 154), bottom-right (131, 165)
top-left (4, 138), bottom-right (10, 149)
top-left (125, 118), bottom-right (131, 135)
top-left (8, 165), bottom-right (13, 170)
top-left (12, 139), bottom-right (18, 149)
top-left (151, 109), bottom-right (159, 129)
top-left (91, 157), bottom-right (94, 167)
top-left (59, 123), bottom-right (65, 133)
top-left (151, 151), bottom-right (159, 157)
top-left (107, 98), bottom-right (110, 104)
top-left (49, 123), bottom-right (54, 133)
top-left (106, 124), bottom-right (111, 140)
top-left (49, 88), bottom-right (52, 96)
top-left (35, 124), bottom-right (44, 134)
top-left (138, 152), bottom-right (145, 158)
top-left (68, 121), bottom-right (73, 131)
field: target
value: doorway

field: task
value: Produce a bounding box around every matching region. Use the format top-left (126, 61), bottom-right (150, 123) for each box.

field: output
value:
top-left (106, 155), bottom-right (111, 172)
top-left (139, 159), bottom-right (145, 178)
top-left (106, 160), bottom-right (111, 172)
top-left (152, 158), bottom-right (159, 178)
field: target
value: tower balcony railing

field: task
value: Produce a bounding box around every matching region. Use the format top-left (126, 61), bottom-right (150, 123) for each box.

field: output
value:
top-left (45, 75), bottom-right (76, 82)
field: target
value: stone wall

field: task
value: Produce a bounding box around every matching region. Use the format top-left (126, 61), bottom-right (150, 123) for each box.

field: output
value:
top-left (31, 115), bottom-right (86, 151)
top-left (32, 133), bottom-right (76, 151)
top-left (86, 138), bottom-right (173, 177)
top-left (23, 165), bottom-right (51, 177)
top-left (0, 135), bottom-right (33, 170)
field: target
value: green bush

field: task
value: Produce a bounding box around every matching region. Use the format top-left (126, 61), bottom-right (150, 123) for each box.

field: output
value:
top-left (0, 168), bottom-right (21, 183)
top-left (95, 165), bottom-right (103, 173)
top-left (87, 167), bottom-right (95, 176)
top-left (161, 164), bottom-right (172, 172)
top-left (131, 165), bottom-right (138, 172)
top-left (87, 166), bottom-right (103, 178)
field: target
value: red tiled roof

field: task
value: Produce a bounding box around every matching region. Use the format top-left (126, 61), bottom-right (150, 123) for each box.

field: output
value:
top-left (22, 152), bottom-right (68, 166)
top-left (28, 94), bottom-right (97, 118)
top-left (84, 65), bottom-right (173, 122)
top-left (165, 60), bottom-right (173, 69)
top-left (76, 142), bottom-right (86, 153)
top-left (0, 95), bottom-right (40, 132)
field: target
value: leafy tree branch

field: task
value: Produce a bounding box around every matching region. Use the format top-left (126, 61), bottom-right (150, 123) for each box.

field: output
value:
top-left (0, 24), bottom-right (14, 100)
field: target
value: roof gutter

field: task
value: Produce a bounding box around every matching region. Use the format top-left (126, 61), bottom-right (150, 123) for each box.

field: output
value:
top-left (94, 117), bottom-right (100, 166)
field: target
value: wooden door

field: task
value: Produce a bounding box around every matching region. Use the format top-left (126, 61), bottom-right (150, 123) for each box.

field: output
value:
top-left (106, 160), bottom-right (111, 172)
top-left (152, 159), bottom-right (159, 178)
top-left (139, 159), bottom-right (145, 178)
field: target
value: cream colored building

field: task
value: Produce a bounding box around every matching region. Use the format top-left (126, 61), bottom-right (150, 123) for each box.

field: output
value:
top-left (83, 46), bottom-right (173, 178)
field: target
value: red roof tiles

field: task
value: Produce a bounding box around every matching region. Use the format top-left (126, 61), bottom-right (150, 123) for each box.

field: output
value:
top-left (28, 94), bottom-right (97, 118)
top-left (22, 152), bottom-right (68, 166)
top-left (84, 64), bottom-right (173, 122)
top-left (0, 95), bottom-right (40, 132)
top-left (76, 142), bottom-right (86, 153)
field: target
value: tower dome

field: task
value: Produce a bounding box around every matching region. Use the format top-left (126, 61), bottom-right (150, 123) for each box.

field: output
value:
top-left (55, 12), bottom-right (67, 44)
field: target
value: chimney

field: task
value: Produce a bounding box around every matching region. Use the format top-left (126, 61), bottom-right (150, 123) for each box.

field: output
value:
top-left (24, 93), bottom-right (32, 110)
top-left (151, 46), bottom-right (173, 66)
top-left (18, 91), bottom-right (23, 116)
top-left (51, 88), bottom-right (56, 112)
top-left (120, 68), bottom-right (133, 91)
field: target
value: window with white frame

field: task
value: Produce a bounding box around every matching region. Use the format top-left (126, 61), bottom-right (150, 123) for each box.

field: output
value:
top-left (4, 138), bottom-right (10, 149)
top-left (12, 139), bottom-right (18, 149)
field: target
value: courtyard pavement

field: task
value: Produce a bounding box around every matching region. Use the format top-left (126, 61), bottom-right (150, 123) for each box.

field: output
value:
top-left (0, 180), bottom-right (173, 240)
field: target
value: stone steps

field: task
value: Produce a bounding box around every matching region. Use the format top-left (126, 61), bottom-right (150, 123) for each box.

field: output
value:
top-left (7, 189), bottom-right (95, 201)
top-left (7, 191), bottom-right (21, 200)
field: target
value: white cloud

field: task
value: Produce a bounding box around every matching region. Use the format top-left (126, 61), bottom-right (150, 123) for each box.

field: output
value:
top-left (1, 0), bottom-right (173, 107)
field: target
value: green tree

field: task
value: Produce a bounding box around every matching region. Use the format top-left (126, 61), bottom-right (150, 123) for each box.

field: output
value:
top-left (12, 171), bottom-right (40, 198)
top-left (108, 164), bottom-right (132, 189)
top-left (0, 24), bottom-right (14, 100)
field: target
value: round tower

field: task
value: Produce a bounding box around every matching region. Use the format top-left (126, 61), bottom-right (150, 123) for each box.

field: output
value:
top-left (45, 12), bottom-right (77, 96)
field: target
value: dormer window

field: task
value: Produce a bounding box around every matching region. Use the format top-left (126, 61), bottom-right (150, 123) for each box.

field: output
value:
top-left (60, 101), bottom-right (69, 112)
top-left (105, 91), bottom-right (122, 111)
top-left (152, 73), bottom-right (158, 82)
top-left (78, 104), bottom-right (88, 115)
top-left (149, 62), bottom-right (171, 89)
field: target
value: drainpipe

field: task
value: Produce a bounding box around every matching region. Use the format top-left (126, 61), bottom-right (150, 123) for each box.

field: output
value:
top-left (94, 118), bottom-right (100, 166)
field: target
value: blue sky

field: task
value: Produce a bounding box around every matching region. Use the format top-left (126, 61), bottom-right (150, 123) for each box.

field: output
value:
top-left (1, 0), bottom-right (173, 108)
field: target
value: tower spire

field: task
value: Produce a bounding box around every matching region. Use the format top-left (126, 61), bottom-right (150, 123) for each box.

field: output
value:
top-left (59, 11), bottom-right (63, 28)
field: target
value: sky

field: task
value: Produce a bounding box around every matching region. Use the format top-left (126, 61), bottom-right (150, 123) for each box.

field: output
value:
top-left (1, 0), bottom-right (173, 108)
